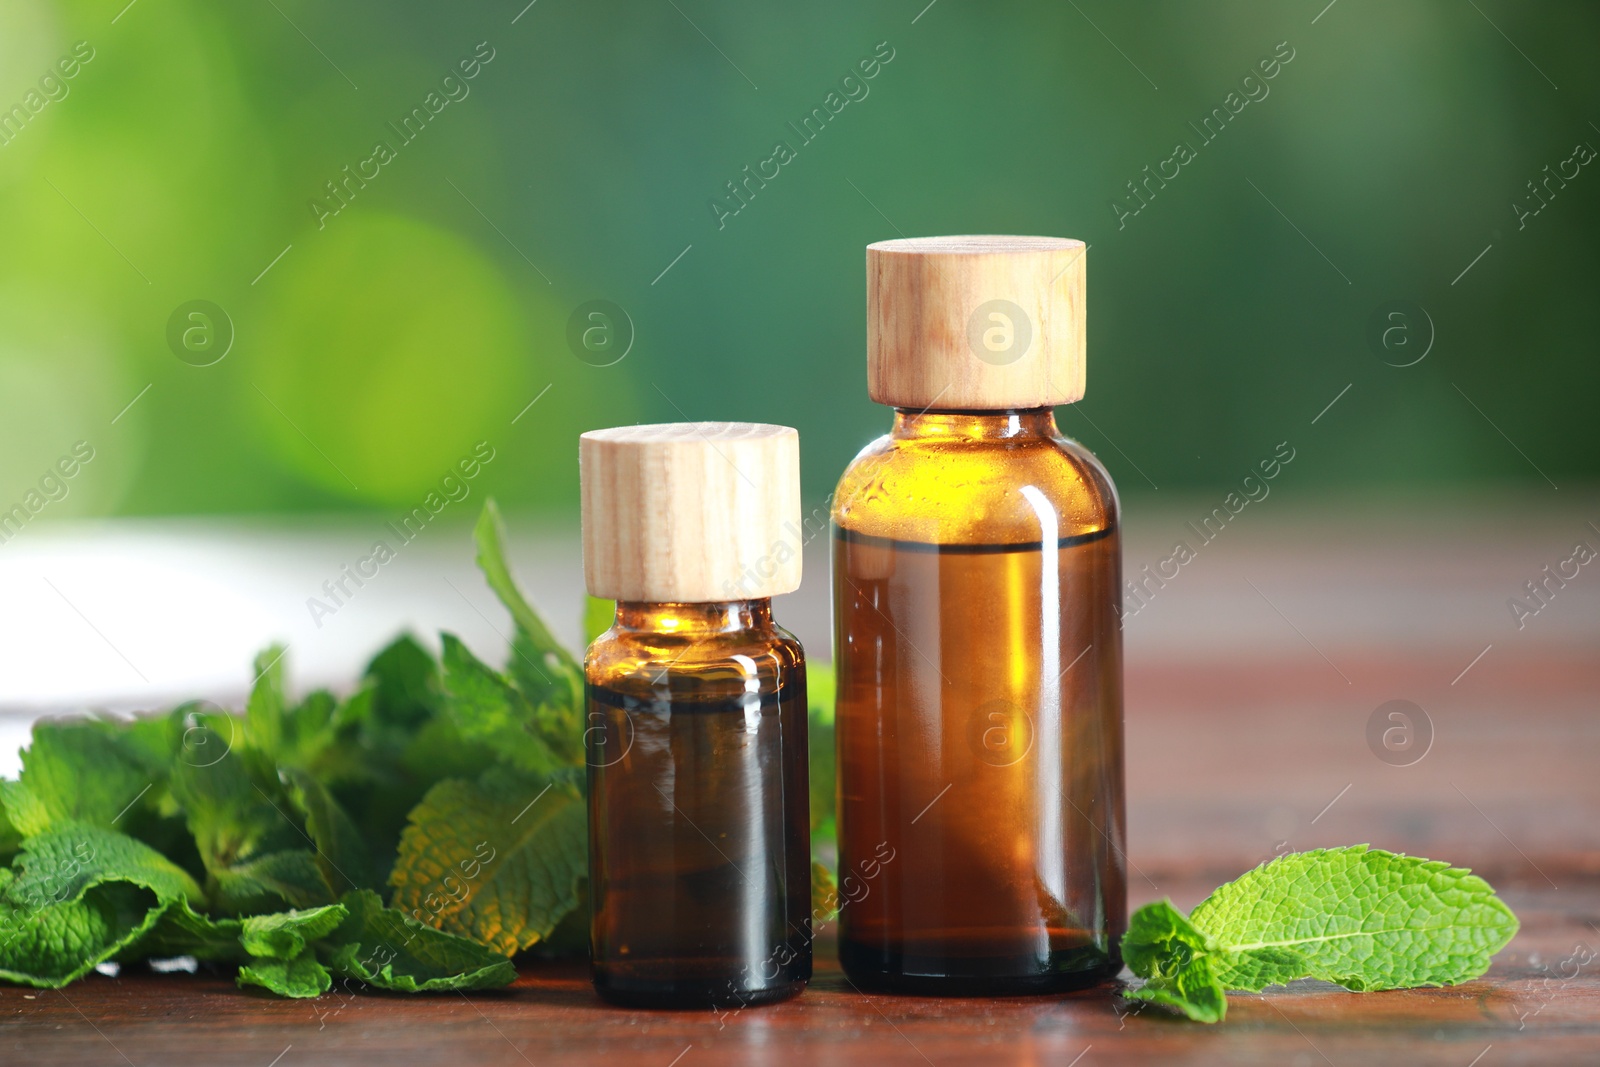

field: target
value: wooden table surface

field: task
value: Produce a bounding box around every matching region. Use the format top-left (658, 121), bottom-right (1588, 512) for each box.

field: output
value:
top-left (4, 500), bottom-right (1598, 1064)
top-left (6, 644), bottom-right (1597, 1066)
top-left (0, 884), bottom-right (1590, 1067)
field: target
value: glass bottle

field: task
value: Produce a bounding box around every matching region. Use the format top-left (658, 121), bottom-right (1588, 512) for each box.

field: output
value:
top-left (580, 422), bottom-right (811, 1009)
top-left (832, 237), bottom-right (1126, 994)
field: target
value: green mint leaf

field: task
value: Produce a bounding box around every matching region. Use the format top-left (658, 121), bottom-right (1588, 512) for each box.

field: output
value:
top-left (326, 889), bottom-right (517, 992)
top-left (330, 681), bottom-right (377, 733)
top-left (438, 633), bottom-right (563, 776)
top-left (0, 801), bottom-right (20, 865)
top-left (245, 645), bottom-right (288, 757)
top-left (244, 647), bottom-right (358, 785)
top-left (388, 767), bottom-right (585, 956)
top-left (807, 662), bottom-right (836, 727)
top-left (0, 876), bottom-right (167, 989)
top-left (286, 689), bottom-right (336, 748)
top-left (1123, 847), bottom-right (1521, 1024)
top-left (1122, 899), bottom-right (1228, 1023)
top-left (238, 949), bottom-right (332, 998)
top-left (472, 500), bottom-right (584, 754)
top-left (811, 860), bottom-right (839, 921)
top-left (524, 895), bottom-right (590, 959)
top-left (170, 730), bottom-right (292, 862)
top-left (113, 707), bottom-right (188, 779)
top-left (7, 825), bottom-right (201, 910)
top-left (239, 903), bottom-right (348, 959)
top-left (0, 825), bottom-right (201, 988)
top-left (8, 720), bottom-right (154, 834)
top-left (398, 716), bottom-right (498, 784)
top-left (0, 782), bottom-right (48, 843)
top-left (474, 499), bottom-right (582, 681)
top-left (209, 850), bottom-right (333, 914)
top-left (169, 737), bottom-right (335, 911)
top-left (364, 634), bottom-right (441, 728)
top-left (1192, 845), bottom-right (1519, 992)
top-left (130, 899), bottom-right (244, 962)
top-left (807, 662), bottom-right (835, 837)
top-left (281, 768), bottom-right (376, 894)
top-left (133, 902), bottom-right (350, 989)
top-left (1123, 899), bottom-right (1209, 978)
top-left (517, 681), bottom-right (585, 768)
top-left (1127, 951), bottom-right (1227, 1023)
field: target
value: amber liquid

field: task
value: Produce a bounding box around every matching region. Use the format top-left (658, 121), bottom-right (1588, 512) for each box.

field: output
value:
top-left (586, 601), bottom-right (811, 1008)
top-left (832, 410), bottom-right (1126, 994)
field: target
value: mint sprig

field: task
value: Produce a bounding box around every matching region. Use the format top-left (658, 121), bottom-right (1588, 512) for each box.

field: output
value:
top-left (0, 499), bottom-right (583, 997)
top-left (1124, 845), bottom-right (1520, 1022)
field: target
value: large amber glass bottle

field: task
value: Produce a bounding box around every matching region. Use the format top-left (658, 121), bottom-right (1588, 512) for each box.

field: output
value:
top-left (833, 237), bottom-right (1125, 994)
top-left (580, 423), bottom-right (811, 1009)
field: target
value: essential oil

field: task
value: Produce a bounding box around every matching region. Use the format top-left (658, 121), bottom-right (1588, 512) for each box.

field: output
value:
top-left (581, 423), bottom-right (811, 1009)
top-left (833, 237), bottom-right (1126, 995)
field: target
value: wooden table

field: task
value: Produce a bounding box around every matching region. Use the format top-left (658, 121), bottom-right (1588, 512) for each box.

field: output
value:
top-left (0, 885), bottom-right (1590, 1067)
top-left (5, 499), bottom-right (1598, 1063)
top-left (6, 645), bottom-right (1596, 1065)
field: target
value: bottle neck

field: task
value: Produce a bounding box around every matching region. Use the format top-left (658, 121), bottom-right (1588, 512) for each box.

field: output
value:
top-left (890, 407), bottom-right (1059, 442)
top-left (612, 599), bottom-right (774, 636)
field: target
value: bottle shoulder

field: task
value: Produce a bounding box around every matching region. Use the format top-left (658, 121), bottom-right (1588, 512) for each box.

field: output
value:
top-left (831, 425), bottom-right (1119, 545)
top-left (585, 626), bottom-right (805, 700)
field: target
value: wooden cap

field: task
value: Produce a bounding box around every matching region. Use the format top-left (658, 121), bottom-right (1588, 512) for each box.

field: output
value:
top-left (580, 422), bottom-right (802, 602)
top-left (867, 235), bottom-right (1087, 409)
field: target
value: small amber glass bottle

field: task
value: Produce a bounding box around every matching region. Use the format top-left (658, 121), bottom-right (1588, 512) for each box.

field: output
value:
top-left (580, 422), bottom-right (811, 1009)
top-left (833, 237), bottom-right (1125, 994)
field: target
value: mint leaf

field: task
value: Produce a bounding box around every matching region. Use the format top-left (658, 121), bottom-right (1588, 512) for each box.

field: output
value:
top-left (398, 716), bottom-right (499, 784)
top-left (1123, 847), bottom-right (1520, 1023)
top-left (526, 896), bottom-right (589, 959)
top-left (0, 506), bottom-right (588, 1000)
top-left (1192, 845), bottom-right (1519, 991)
top-left (364, 634), bottom-right (441, 728)
top-left (0, 825), bottom-right (201, 988)
top-left (7, 713), bottom-right (194, 863)
top-left (282, 768), bottom-right (376, 894)
top-left (1122, 899), bottom-right (1227, 1023)
top-left (132, 900), bottom-right (351, 999)
top-left (170, 731), bottom-right (289, 862)
top-left (246, 645), bottom-right (289, 758)
top-left (0, 782), bottom-right (49, 842)
top-left (811, 860), bottom-right (839, 921)
top-left (210, 851), bottom-right (332, 914)
top-left (7, 825), bottom-right (201, 910)
top-left (140, 901), bottom-right (369, 999)
top-left (238, 950), bottom-right (332, 998)
top-left (388, 767), bottom-right (585, 955)
top-left (244, 646), bottom-right (363, 785)
top-left (807, 662), bottom-right (835, 838)
top-left (473, 500), bottom-right (583, 760)
top-left (240, 903), bottom-right (348, 959)
top-left (438, 634), bottom-right (564, 776)
top-left (0, 801), bottom-right (19, 865)
top-left (114, 708), bottom-right (188, 779)
top-left (0, 875), bottom-right (166, 989)
top-left (474, 499), bottom-right (583, 685)
top-left (1130, 953), bottom-right (1227, 1023)
top-left (326, 889), bottom-right (517, 992)
top-left (169, 736), bottom-right (333, 911)
top-left (9, 720), bottom-right (154, 834)
top-left (131, 899), bottom-right (244, 962)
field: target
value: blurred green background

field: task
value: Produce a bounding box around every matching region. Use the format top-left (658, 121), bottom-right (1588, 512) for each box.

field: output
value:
top-left (2, 0), bottom-right (1595, 521)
